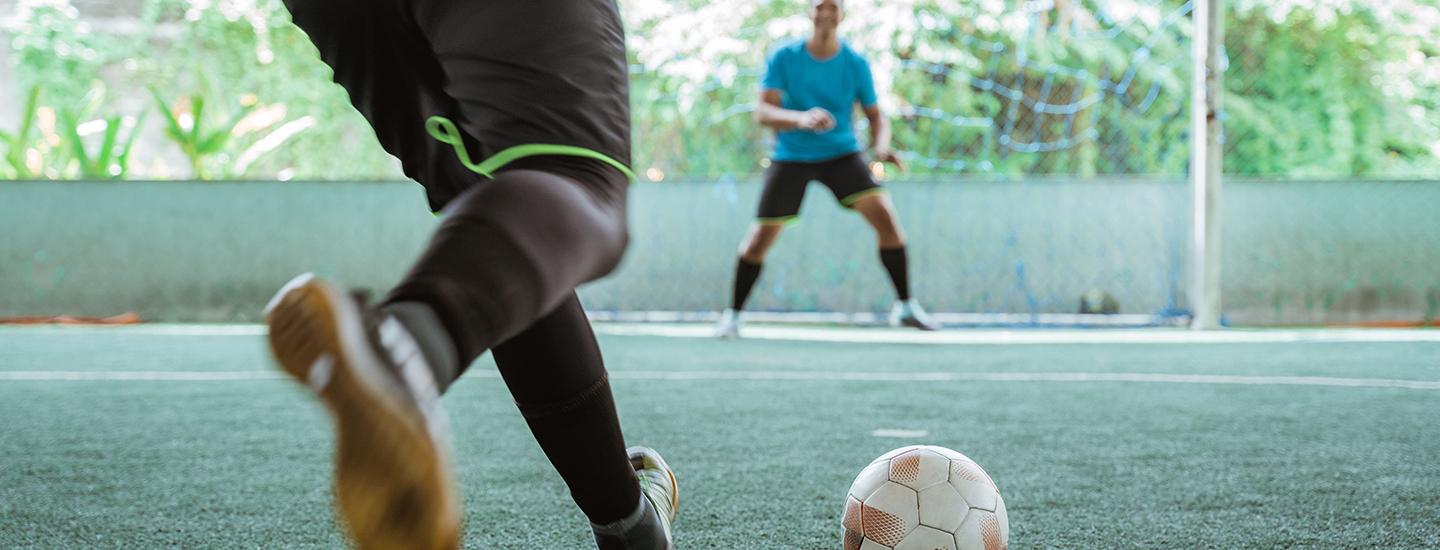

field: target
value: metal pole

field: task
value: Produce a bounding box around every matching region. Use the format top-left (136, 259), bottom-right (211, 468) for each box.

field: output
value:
top-left (1190, 0), bottom-right (1223, 329)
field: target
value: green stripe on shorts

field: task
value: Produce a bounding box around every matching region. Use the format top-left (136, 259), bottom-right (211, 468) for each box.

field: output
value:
top-left (840, 187), bottom-right (888, 208)
top-left (426, 116), bottom-right (636, 180)
top-left (757, 215), bottom-right (799, 226)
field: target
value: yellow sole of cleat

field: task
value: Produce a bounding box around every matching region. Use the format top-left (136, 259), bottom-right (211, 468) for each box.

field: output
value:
top-left (266, 274), bottom-right (460, 550)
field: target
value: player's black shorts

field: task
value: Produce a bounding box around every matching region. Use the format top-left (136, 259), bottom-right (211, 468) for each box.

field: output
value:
top-left (284, 0), bottom-right (631, 211)
top-left (756, 152), bottom-right (885, 224)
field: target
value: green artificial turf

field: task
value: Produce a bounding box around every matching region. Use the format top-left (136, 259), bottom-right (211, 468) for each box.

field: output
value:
top-left (1, 327), bottom-right (1437, 548)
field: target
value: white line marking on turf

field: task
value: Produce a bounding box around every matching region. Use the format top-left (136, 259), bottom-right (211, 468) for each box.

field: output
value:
top-left (5, 323), bottom-right (1440, 344)
top-left (2, 370), bottom-right (1438, 390)
top-left (0, 371), bottom-right (284, 381)
top-left (0, 324), bottom-right (269, 336)
top-left (594, 324), bottom-right (1440, 345)
top-left (600, 371), bottom-right (1440, 390)
top-left (873, 429), bottom-right (929, 438)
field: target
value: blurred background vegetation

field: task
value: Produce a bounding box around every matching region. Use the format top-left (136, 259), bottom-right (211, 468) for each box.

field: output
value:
top-left (1, 0), bottom-right (1437, 181)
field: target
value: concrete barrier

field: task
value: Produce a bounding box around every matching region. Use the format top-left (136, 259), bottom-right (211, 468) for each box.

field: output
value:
top-left (2, 179), bottom-right (1436, 326)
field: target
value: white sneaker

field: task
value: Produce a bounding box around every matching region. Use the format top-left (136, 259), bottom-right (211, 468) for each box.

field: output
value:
top-left (890, 299), bottom-right (940, 331)
top-left (714, 308), bottom-right (742, 339)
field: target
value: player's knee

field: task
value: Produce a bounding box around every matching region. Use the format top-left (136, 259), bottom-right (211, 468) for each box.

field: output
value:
top-left (863, 215), bottom-right (898, 245)
top-left (447, 170), bottom-right (628, 274)
top-left (594, 223), bottom-right (630, 276)
top-left (740, 226), bottom-right (780, 261)
top-left (877, 226), bottom-right (905, 248)
top-left (739, 244), bottom-right (767, 263)
top-left (879, 222), bottom-right (905, 244)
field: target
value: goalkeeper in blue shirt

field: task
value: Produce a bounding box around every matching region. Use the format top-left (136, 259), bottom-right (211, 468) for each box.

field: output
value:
top-left (716, 0), bottom-right (940, 338)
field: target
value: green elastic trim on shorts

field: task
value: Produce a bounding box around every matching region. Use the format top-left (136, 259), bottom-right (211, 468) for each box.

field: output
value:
top-left (757, 215), bottom-right (799, 226)
top-left (425, 116), bottom-right (636, 181)
top-left (839, 187), bottom-right (888, 208)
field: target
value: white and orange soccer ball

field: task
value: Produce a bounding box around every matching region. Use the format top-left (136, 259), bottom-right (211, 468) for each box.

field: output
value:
top-left (842, 445), bottom-right (1009, 550)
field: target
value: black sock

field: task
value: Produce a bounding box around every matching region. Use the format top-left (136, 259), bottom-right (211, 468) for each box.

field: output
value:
top-left (380, 301), bottom-right (460, 393)
top-left (880, 246), bottom-right (911, 301)
top-left (513, 375), bottom-right (637, 524)
top-left (492, 295), bottom-right (640, 526)
top-left (731, 258), bottom-right (763, 311)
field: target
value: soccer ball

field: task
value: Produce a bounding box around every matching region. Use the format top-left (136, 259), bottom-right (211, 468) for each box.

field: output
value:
top-left (842, 445), bottom-right (1009, 550)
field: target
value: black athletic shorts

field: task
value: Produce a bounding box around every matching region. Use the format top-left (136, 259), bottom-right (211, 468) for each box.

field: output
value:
top-left (285, 0), bottom-right (632, 211)
top-left (756, 152), bottom-right (885, 224)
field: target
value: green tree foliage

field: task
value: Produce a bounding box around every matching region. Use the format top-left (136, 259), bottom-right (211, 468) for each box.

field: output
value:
top-left (1224, 2), bottom-right (1440, 177)
top-left (4, 0), bottom-right (1438, 180)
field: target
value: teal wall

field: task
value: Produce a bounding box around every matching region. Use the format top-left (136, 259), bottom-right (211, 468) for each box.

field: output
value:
top-left (2, 179), bottom-right (1436, 325)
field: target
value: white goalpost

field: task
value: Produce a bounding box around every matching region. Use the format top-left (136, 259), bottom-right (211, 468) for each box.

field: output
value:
top-left (1190, 0), bottom-right (1224, 329)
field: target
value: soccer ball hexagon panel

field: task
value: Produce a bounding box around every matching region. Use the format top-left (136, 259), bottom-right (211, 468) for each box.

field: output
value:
top-left (843, 445), bottom-right (1007, 550)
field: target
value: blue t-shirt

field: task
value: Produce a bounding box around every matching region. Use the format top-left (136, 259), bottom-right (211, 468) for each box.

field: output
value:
top-left (760, 39), bottom-right (878, 162)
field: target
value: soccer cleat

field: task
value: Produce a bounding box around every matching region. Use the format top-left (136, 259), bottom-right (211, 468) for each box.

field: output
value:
top-left (713, 308), bottom-right (742, 339)
top-left (264, 273), bottom-right (460, 550)
top-left (629, 446), bottom-right (679, 548)
top-left (890, 299), bottom-right (941, 331)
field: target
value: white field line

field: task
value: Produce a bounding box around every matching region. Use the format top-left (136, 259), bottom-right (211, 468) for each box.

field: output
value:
top-left (5, 323), bottom-right (1440, 344)
top-left (603, 370), bottom-right (1440, 390)
top-left (2, 369), bottom-right (1437, 390)
top-left (593, 324), bottom-right (1440, 345)
top-left (0, 371), bottom-right (284, 381)
top-left (0, 324), bottom-right (269, 336)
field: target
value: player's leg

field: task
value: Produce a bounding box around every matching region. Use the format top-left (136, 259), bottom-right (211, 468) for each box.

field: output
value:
top-left (718, 161), bottom-right (812, 337)
top-left (735, 223), bottom-right (786, 307)
top-left (380, 1), bottom-right (677, 547)
top-left (849, 192), bottom-right (939, 328)
top-left (849, 193), bottom-right (909, 298)
top-left (820, 154), bottom-right (939, 330)
top-left (381, 163), bottom-right (628, 379)
top-left (820, 153), bottom-right (908, 298)
top-left (716, 221), bottom-right (782, 338)
top-left (267, 165), bottom-right (635, 549)
top-left (273, 1), bottom-right (670, 547)
top-left (491, 294), bottom-right (676, 549)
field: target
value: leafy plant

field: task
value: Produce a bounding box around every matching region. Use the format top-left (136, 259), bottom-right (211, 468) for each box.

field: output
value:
top-left (0, 87), bottom-right (44, 179)
top-left (149, 87), bottom-right (316, 179)
top-left (150, 88), bottom-right (255, 180)
top-left (57, 109), bottom-right (147, 180)
top-left (129, 0), bottom-right (399, 180)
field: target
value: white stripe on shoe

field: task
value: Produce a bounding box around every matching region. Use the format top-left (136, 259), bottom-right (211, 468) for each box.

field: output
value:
top-left (307, 354), bottom-right (335, 392)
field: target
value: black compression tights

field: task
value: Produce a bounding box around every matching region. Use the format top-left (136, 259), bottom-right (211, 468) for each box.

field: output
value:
top-left (381, 165), bottom-right (639, 525)
top-left (384, 162), bottom-right (629, 365)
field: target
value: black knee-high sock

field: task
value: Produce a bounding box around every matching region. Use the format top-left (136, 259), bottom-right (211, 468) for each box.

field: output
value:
top-left (492, 294), bottom-right (640, 526)
top-left (879, 246), bottom-right (911, 301)
top-left (731, 258), bottom-right (763, 310)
